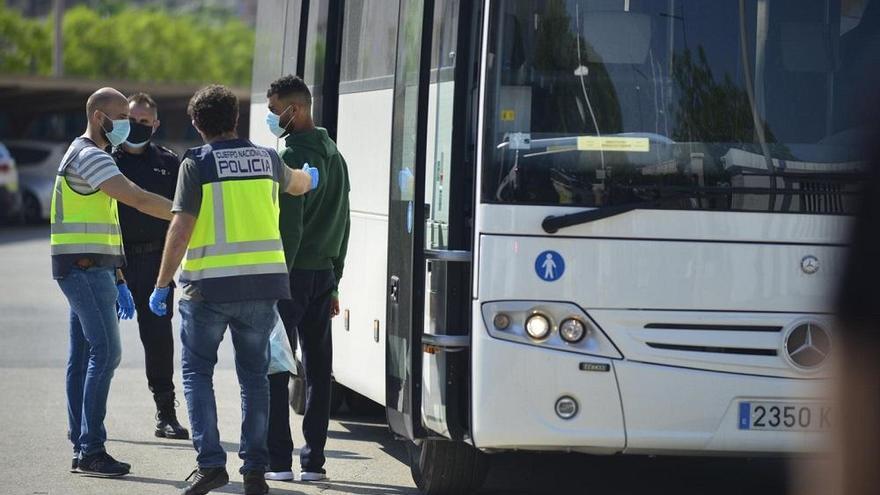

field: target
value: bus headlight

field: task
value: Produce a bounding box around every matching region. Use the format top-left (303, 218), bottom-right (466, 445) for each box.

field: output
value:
top-left (493, 313), bottom-right (511, 330)
top-left (481, 301), bottom-right (623, 359)
top-left (525, 314), bottom-right (551, 340)
top-left (559, 318), bottom-right (587, 343)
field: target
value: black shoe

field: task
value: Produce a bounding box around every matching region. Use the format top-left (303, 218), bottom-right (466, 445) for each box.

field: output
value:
top-left (70, 456), bottom-right (79, 473)
top-left (181, 467), bottom-right (229, 495)
top-left (76, 452), bottom-right (131, 477)
top-left (243, 471), bottom-right (269, 495)
top-left (154, 391), bottom-right (190, 440)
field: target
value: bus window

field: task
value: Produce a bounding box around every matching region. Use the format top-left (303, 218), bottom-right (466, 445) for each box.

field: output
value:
top-left (303, 0), bottom-right (331, 128)
top-left (339, 0), bottom-right (400, 94)
top-left (425, 0), bottom-right (460, 251)
top-left (250, 0), bottom-right (287, 108)
top-left (281, 2), bottom-right (304, 77)
top-left (482, 0), bottom-right (876, 214)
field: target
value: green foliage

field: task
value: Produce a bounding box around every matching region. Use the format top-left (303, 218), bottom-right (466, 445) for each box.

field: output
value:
top-left (672, 46), bottom-right (776, 144)
top-left (0, 3), bottom-right (51, 75)
top-left (0, 2), bottom-right (254, 88)
top-left (532, 0), bottom-right (622, 134)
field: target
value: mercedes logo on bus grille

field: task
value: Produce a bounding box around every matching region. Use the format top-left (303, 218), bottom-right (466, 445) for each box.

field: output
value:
top-left (801, 255), bottom-right (820, 274)
top-left (783, 322), bottom-right (831, 370)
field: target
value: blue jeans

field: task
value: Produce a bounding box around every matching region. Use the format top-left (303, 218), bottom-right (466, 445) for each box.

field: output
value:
top-left (179, 298), bottom-right (277, 473)
top-left (57, 267), bottom-right (123, 457)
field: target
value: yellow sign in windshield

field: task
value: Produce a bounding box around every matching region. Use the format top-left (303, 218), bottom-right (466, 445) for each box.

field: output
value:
top-left (576, 136), bottom-right (650, 152)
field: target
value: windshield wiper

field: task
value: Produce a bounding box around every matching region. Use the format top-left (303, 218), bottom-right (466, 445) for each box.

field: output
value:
top-left (542, 190), bottom-right (694, 233)
top-left (542, 204), bottom-right (642, 233)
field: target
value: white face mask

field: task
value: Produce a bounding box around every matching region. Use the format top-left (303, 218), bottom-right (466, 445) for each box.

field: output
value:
top-left (100, 112), bottom-right (131, 147)
top-left (266, 105), bottom-right (293, 137)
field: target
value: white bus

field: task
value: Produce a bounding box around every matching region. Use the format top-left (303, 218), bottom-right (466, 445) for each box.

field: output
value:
top-left (250, 1), bottom-right (875, 493)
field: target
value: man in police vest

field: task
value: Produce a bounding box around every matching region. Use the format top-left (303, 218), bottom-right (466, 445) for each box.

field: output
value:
top-left (113, 92), bottom-right (188, 440)
top-left (149, 85), bottom-right (318, 495)
top-left (52, 87), bottom-right (173, 477)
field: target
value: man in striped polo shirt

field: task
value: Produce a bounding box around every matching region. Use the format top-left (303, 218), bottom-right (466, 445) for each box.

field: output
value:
top-left (54, 87), bottom-right (174, 477)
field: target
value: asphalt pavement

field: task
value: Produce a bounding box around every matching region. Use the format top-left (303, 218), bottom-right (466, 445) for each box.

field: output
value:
top-left (0, 225), bottom-right (794, 495)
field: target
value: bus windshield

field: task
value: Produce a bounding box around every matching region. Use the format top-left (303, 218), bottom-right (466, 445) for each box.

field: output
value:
top-left (481, 0), bottom-right (879, 214)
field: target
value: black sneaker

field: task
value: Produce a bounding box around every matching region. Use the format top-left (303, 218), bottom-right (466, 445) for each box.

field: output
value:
top-left (71, 454), bottom-right (129, 473)
top-left (181, 467), bottom-right (229, 495)
top-left (243, 471), bottom-right (269, 495)
top-left (76, 451), bottom-right (131, 477)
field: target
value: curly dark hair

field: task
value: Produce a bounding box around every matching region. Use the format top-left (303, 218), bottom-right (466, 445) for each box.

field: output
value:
top-left (267, 75), bottom-right (312, 104)
top-left (187, 85), bottom-right (238, 138)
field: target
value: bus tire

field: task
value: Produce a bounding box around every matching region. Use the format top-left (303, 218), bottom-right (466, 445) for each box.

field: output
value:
top-left (407, 439), bottom-right (488, 495)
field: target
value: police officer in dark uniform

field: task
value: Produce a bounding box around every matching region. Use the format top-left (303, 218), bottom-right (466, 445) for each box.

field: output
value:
top-left (113, 92), bottom-right (188, 439)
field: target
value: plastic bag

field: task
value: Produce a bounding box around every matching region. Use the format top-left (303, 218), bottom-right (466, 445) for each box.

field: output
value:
top-left (268, 309), bottom-right (296, 375)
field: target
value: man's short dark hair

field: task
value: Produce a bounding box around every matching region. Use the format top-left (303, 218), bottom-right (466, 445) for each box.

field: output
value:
top-left (267, 75), bottom-right (312, 105)
top-left (128, 92), bottom-right (158, 113)
top-left (187, 85), bottom-right (238, 138)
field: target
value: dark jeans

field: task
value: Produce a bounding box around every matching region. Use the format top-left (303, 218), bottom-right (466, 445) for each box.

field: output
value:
top-left (268, 269), bottom-right (335, 473)
top-left (122, 249), bottom-right (175, 394)
top-left (179, 298), bottom-right (277, 473)
top-left (58, 267), bottom-right (122, 457)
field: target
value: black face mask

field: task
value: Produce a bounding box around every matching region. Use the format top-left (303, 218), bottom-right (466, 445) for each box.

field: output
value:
top-left (125, 121), bottom-right (154, 148)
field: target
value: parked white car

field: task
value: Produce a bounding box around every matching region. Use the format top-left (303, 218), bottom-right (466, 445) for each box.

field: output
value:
top-left (4, 141), bottom-right (68, 223)
top-left (0, 142), bottom-right (23, 222)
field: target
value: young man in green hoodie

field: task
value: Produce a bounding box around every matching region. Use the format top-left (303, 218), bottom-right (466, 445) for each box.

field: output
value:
top-left (263, 75), bottom-right (351, 483)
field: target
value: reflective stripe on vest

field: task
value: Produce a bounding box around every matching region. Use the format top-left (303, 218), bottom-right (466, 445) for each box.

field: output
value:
top-left (49, 155), bottom-right (124, 260)
top-left (180, 180), bottom-right (286, 282)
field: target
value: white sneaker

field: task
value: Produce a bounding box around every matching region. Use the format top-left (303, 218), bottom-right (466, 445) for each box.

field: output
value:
top-left (264, 471), bottom-right (294, 481)
top-left (298, 471), bottom-right (327, 482)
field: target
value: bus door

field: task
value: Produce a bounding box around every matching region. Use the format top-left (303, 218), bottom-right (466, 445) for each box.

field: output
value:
top-left (386, 0), bottom-right (478, 442)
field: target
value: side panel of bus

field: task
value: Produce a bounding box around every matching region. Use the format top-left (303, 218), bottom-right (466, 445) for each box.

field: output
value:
top-left (334, 88), bottom-right (394, 406)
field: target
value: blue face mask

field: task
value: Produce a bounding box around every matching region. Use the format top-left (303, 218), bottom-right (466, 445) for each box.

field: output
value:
top-left (101, 113), bottom-right (131, 147)
top-left (266, 105), bottom-right (292, 138)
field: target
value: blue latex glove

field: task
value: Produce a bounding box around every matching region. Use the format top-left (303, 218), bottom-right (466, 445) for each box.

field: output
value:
top-left (302, 163), bottom-right (319, 190)
top-left (116, 283), bottom-right (135, 320)
top-left (149, 286), bottom-right (171, 317)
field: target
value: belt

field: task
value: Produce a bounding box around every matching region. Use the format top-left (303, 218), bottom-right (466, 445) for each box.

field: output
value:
top-left (75, 257), bottom-right (95, 269)
top-left (124, 239), bottom-right (165, 255)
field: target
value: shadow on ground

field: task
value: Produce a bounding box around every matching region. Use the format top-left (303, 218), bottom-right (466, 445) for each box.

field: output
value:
top-left (111, 438), bottom-right (369, 461)
top-left (480, 453), bottom-right (788, 495)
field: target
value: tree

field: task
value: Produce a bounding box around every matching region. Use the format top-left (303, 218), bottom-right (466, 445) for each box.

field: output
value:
top-left (0, 3), bottom-right (51, 75)
top-left (0, 3), bottom-right (254, 87)
top-left (63, 5), bottom-right (254, 87)
top-left (672, 46), bottom-right (775, 145)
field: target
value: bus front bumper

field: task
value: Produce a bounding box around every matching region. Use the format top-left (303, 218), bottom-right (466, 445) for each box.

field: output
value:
top-left (614, 360), bottom-right (826, 455)
top-left (471, 329), bottom-right (827, 455)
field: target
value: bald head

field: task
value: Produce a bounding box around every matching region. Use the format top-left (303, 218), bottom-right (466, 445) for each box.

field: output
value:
top-left (84, 87), bottom-right (130, 147)
top-left (86, 87), bottom-right (128, 120)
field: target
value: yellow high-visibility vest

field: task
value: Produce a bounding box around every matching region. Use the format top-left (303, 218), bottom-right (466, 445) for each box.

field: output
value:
top-left (50, 139), bottom-right (124, 274)
top-left (179, 140), bottom-right (290, 302)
